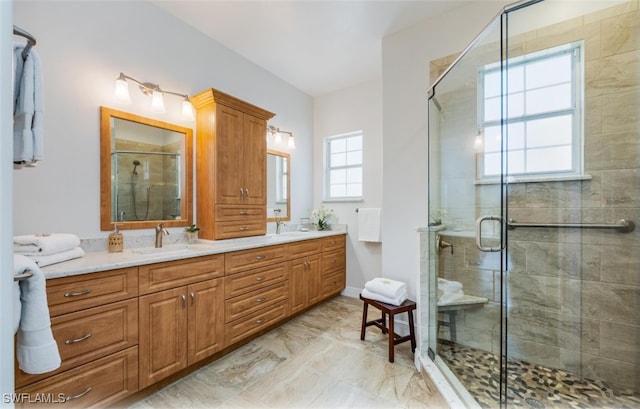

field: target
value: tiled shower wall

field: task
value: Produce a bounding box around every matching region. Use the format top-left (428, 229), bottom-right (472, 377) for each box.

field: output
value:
top-left (428, 1), bottom-right (639, 391)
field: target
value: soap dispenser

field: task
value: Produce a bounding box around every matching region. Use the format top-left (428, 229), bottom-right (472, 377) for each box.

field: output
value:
top-left (108, 224), bottom-right (124, 253)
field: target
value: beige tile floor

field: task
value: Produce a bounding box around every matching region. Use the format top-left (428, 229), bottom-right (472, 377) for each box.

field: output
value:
top-left (129, 296), bottom-right (449, 409)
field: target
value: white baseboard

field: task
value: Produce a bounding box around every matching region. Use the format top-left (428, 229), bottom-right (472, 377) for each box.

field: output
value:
top-left (341, 285), bottom-right (361, 299)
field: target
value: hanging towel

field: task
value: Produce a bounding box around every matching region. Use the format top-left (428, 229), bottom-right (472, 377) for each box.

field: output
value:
top-left (13, 44), bottom-right (44, 166)
top-left (14, 233), bottom-right (81, 256)
top-left (358, 208), bottom-right (382, 242)
top-left (14, 254), bottom-right (61, 374)
top-left (361, 288), bottom-right (408, 306)
top-left (364, 277), bottom-right (407, 300)
top-left (29, 247), bottom-right (85, 267)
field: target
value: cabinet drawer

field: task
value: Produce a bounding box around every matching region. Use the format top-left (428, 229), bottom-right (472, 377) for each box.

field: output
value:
top-left (225, 244), bottom-right (288, 274)
top-left (215, 205), bottom-right (266, 221)
top-left (321, 249), bottom-right (346, 275)
top-left (224, 262), bottom-right (288, 298)
top-left (46, 268), bottom-right (138, 317)
top-left (321, 235), bottom-right (346, 252)
top-left (226, 281), bottom-right (288, 323)
top-left (215, 221), bottom-right (266, 240)
top-left (288, 239), bottom-right (322, 258)
top-left (321, 271), bottom-right (345, 299)
top-left (16, 299), bottom-right (138, 388)
top-left (16, 346), bottom-right (138, 408)
top-left (224, 301), bottom-right (288, 346)
top-left (139, 254), bottom-right (224, 295)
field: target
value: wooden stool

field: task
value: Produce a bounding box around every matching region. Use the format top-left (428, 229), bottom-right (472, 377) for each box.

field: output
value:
top-left (359, 294), bottom-right (416, 362)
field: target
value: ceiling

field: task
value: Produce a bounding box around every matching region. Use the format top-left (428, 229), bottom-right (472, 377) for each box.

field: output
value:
top-left (151, 1), bottom-right (469, 97)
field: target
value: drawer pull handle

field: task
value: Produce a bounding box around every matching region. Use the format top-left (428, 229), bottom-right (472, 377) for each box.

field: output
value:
top-left (64, 289), bottom-right (91, 298)
top-left (255, 319), bottom-right (264, 324)
top-left (255, 277), bottom-right (265, 281)
top-left (332, 259), bottom-right (337, 263)
top-left (65, 387), bottom-right (92, 402)
top-left (240, 211), bottom-right (249, 215)
top-left (240, 226), bottom-right (249, 231)
top-left (190, 292), bottom-right (195, 306)
top-left (181, 294), bottom-right (186, 308)
top-left (65, 333), bottom-right (92, 345)
top-left (256, 297), bottom-right (265, 303)
top-left (240, 189), bottom-right (244, 199)
top-left (255, 255), bottom-right (266, 260)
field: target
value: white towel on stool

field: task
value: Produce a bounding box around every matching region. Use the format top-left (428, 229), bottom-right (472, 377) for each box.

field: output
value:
top-left (364, 277), bottom-right (407, 300)
top-left (14, 254), bottom-right (61, 374)
top-left (361, 288), bottom-right (408, 306)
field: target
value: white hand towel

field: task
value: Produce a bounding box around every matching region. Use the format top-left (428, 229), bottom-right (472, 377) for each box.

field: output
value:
top-left (14, 233), bottom-right (81, 256)
top-left (13, 280), bottom-right (21, 334)
top-left (437, 289), bottom-right (465, 306)
top-left (13, 45), bottom-right (43, 165)
top-left (29, 247), bottom-right (85, 267)
top-left (364, 277), bottom-right (407, 300)
top-left (358, 208), bottom-right (382, 242)
top-left (14, 254), bottom-right (61, 374)
top-left (361, 288), bottom-right (408, 306)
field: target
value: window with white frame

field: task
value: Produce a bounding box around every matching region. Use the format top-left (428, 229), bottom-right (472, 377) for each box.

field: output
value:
top-left (276, 156), bottom-right (287, 203)
top-left (478, 41), bottom-right (583, 180)
top-left (324, 131), bottom-right (363, 200)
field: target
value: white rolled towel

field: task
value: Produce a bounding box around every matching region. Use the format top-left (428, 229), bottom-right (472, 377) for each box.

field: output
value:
top-left (361, 288), bottom-right (408, 306)
top-left (364, 277), bottom-right (407, 300)
top-left (14, 233), bottom-right (80, 256)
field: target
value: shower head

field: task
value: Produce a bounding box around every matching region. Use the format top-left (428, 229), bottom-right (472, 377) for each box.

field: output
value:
top-left (132, 160), bottom-right (140, 175)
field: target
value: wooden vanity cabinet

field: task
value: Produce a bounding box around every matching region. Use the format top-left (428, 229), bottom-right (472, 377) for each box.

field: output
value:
top-left (15, 267), bottom-right (139, 407)
top-left (138, 255), bottom-right (225, 389)
top-left (191, 88), bottom-right (275, 240)
top-left (320, 235), bottom-right (347, 299)
top-left (289, 239), bottom-right (322, 314)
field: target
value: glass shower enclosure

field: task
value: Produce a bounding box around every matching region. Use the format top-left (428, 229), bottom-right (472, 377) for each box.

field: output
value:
top-left (424, 0), bottom-right (639, 407)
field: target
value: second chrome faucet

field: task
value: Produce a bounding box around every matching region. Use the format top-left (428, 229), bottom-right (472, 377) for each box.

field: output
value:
top-left (155, 223), bottom-right (169, 248)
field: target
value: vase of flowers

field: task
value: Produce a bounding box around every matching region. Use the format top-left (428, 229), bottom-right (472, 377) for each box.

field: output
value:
top-left (185, 224), bottom-right (200, 243)
top-left (311, 205), bottom-right (334, 231)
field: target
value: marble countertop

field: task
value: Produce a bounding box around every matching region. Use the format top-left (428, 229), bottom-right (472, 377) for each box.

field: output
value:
top-left (41, 229), bottom-right (347, 280)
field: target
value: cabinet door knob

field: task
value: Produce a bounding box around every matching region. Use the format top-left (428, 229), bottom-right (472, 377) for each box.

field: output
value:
top-left (65, 333), bottom-right (93, 345)
top-left (245, 189), bottom-right (250, 198)
top-left (64, 289), bottom-right (91, 298)
top-left (240, 189), bottom-right (244, 199)
top-left (181, 294), bottom-right (186, 308)
top-left (190, 292), bottom-right (195, 306)
top-left (255, 297), bottom-right (265, 303)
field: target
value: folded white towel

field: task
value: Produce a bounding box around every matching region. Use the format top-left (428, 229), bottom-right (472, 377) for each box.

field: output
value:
top-left (14, 233), bottom-right (81, 256)
top-left (13, 280), bottom-right (21, 334)
top-left (437, 277), bottom-right (463, 293)
top-left (364, 277), bottom-right (407, 300)
top-left (29, 247), bottom-right (85, 267)
top-left (14, 254), bottom-right (61, 374)
top-left (437, 289), bottom-right (465, 306)
top-left (361, 288), bottom-right (408, 306)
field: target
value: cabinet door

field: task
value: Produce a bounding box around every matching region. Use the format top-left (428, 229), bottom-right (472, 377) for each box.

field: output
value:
top-left (187, 279), bottom-right (225, 364)
top-left (288, 259), bottom-right (307, 314)
top-left (216, 104), bottom-right (245, 205)
top-left (306, 255), bottom-right (322, 306)
top-left (139, 288), bottom-right (187, 389)
top-left (243, 114), bottom-right (267, 205)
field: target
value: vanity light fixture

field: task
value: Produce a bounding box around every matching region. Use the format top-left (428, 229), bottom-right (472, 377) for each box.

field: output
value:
top-left (114, 72), bottom-right (194, 121)
top-left (267, 125), bottom-right (295, 150)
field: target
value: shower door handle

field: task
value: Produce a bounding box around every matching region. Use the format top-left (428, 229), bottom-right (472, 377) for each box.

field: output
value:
top-left (475, 215), bottom-right (503, 252)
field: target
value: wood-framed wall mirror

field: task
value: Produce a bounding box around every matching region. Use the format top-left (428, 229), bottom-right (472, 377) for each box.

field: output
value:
top-left (100, 106), bottom-right (193, 231)
top-left (266, 149), bottom-right (290, 222)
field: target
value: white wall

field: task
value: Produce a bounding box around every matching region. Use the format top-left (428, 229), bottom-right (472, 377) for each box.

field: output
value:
top-left (12, 1), bottom-right (313, 237)
top-left (380, 1), bottom-right (509, 300)
top-left (1, 1), bottom-right (15, 400)
top-left (313, 79), bottom-right (383, 294)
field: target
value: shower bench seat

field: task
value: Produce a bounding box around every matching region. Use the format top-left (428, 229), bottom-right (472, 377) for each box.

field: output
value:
top-left (438, 295), bottom-right (488, 342)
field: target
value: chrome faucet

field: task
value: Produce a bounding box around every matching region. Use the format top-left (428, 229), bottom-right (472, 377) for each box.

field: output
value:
top-left (276, 219), bottom-right (286, 234)
top-left (155, 223), bottom-right (169, 248)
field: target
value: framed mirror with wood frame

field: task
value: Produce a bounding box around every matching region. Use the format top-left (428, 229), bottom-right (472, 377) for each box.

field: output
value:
top-left (266, 149), bottom-right (290, 222)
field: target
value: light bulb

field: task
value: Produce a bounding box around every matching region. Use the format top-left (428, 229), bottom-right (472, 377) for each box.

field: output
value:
top-left (150, 90), bottom-right (166, 113)
top-left (274, 132), bottom-right (282, 144)
top-left (287, 135), bottom-right (296, 149)
top-left (182, 99), bottom-right (195, 121)
top-left (114, 78), bottom-right (131, 104)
